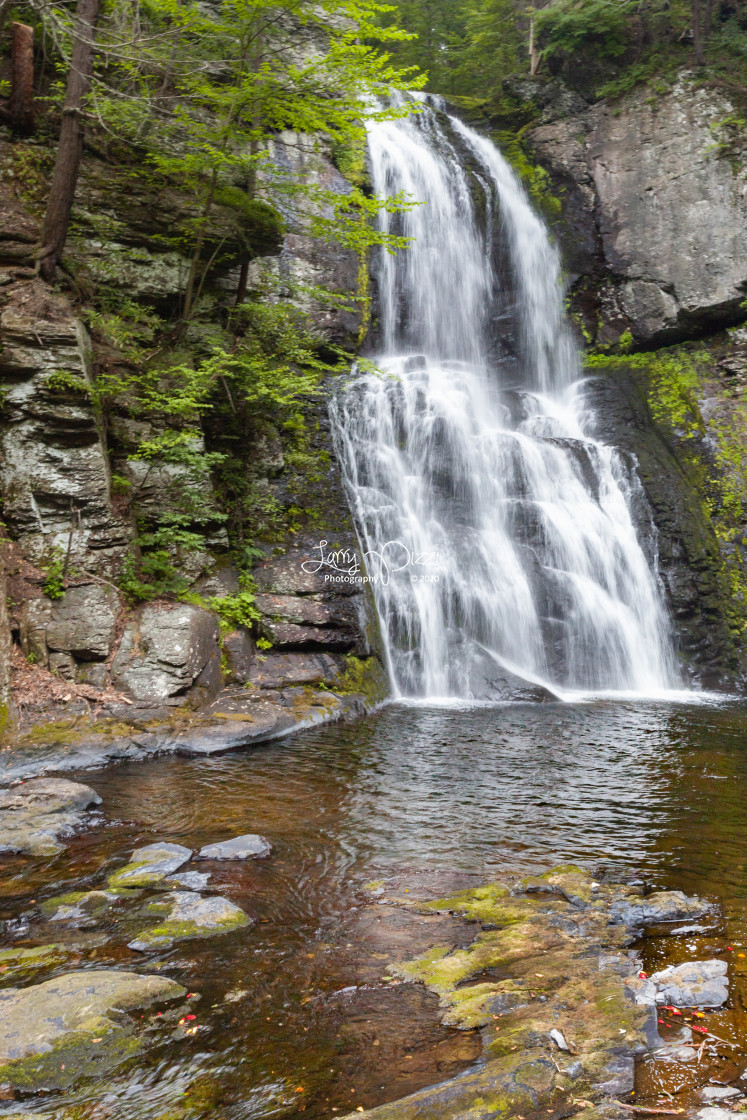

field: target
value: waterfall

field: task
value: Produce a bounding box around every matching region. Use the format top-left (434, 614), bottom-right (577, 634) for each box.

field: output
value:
top-left (331, 98), bottom-right (678, 700)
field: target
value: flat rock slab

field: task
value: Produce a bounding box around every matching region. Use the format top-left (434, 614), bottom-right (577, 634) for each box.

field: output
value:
top-left (0, 943), bottom-right (74, 985)
top-left (650, 959), bottom-right (729, 1007)
top-left (0, 969), bottom-right (185, 1089)
top-left (128, 890), bottom-right (251, 950)
top-left (197, 834), bottom-right (271, 860)
top-left (107, 842), bottom-right (192, 889)
top-left (0, 778), bottom-right (102, 856)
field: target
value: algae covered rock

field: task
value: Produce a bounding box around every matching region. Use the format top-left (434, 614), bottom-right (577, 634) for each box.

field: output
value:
top-left (107, 842), bottom-right (192, 889)
top-left (0, 943), bottom-right (73, 985)
top-left (39, 888), bottom-right (127, 924)
top-left (128, 890), bottom-right (252, 950)
top-left (0, 969), bottom-right (186, 1090)
top-left (0, 778), bottom-right (103, 856)
top-left (197, 834), bottom-right (271, 860)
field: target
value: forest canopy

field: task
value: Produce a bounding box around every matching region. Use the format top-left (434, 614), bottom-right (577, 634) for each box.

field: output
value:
top-left (379, 0), bottom-right (747, 100)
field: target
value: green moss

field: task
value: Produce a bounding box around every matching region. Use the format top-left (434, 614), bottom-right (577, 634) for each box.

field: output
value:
top-left (0, 1026), bottom-right (141, 1091)
top-left (334, 655), bottom-right (389, 704)
top-left (417, 881), bottom-right (514, 923)
top-left (493, 129), bottom-right (563, 220)
top-left (0, 944), bottom-right (71, 984)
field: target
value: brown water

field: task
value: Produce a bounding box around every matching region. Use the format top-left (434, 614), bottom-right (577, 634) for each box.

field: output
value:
top-left (2, 696), bottom-right (747, 1118)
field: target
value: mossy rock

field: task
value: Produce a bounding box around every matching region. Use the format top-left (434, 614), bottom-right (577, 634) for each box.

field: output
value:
top-left (0, 969), bottom-right (185, 1090)
top-left (128, 891), bottom-right (251, 951)
top-left (0, 943), bottom-right (73, 985)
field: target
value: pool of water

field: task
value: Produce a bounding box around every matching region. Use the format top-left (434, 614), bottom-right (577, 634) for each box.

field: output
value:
top-left (3, 696), bottom-right (747, 1119)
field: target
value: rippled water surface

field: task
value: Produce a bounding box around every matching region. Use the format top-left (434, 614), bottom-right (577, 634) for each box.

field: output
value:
top-left (3, 698), bottom-right (747, 1118)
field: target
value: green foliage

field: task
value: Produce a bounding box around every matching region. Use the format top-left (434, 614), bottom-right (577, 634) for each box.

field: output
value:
top-left (209, 588), bottom-right (261, 632)
top-left (44, 370), bottom-right (90, 396)
top-left (256, 636), bottom-right (273, 651)
top-left (41, 551), bottom-right (66, 601)
top-left (535, 0), bottom-right (637, 63)
top-left (497, 130), bottom-right (562, 218)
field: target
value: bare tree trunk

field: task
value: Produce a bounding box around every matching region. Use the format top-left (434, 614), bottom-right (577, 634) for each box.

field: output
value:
top-left (692, 0), bottom-right (704, 65)
top-left (529, 16), bottom-right (539, 75)
top-left (704, 0), bottom-right (713, 41)
top-left (0, 548), bottom-right (13, 736)
top-left (39, 0), bottom-right (101, 283)
top-left (9, 22), bottom-right (35, 134)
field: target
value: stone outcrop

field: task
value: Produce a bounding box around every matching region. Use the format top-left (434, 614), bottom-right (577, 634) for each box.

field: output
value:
top-left (527, 74), bottom-right (747, 346)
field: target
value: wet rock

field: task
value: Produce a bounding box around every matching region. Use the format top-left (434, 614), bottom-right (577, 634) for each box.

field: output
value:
top-left (0, 943), bottom-right (73, 984)
top-left (169, 870), bottom-right (210, 890)
top-left (107, 842), bottom-right (192, 889)
top-left (127, 891), bottom-right (251, 950)
top-left (697, 1109), bottom-right (736, 1120)
top-left (39, 889), bottom-right (126, 923)
top-left (0, 969), bottom-right (185, 1089)
top-left (649, 959), bottom-right (728, 1007)
top-left (611, 890), bottom-right (711, 933)
top-left (111, 604), bottom-right (220, 701)
top-left (0, 778), bottom-right (102, 856)
top-left (701, 1088), bottom-right (741, 1101)
top-left (197, 834), bottom-right (271, 860)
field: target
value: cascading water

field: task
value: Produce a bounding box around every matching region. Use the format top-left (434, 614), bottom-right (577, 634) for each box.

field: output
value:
top-left (331, 97), bottom-right (678, 700)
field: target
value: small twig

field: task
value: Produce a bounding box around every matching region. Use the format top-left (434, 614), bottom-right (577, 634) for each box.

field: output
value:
top-left (611, 1102), bottom-right (684, 1116)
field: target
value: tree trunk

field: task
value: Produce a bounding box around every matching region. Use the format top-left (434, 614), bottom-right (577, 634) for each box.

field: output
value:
top-left (9, 22), bottom-right (35, 134)
top-left (692, 0), bottom-right (704, 65)
top-left (39, 0), bottom-right (101, 283)
top-left (529, 16), bottom-right (539, 75)
top-left (0, 547), bottom-right (13, 737)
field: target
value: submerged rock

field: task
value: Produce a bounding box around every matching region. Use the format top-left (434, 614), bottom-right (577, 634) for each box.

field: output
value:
top-left (0, 778), bottom-right (102, 856)
top-left (0, 943), bottom-right (74, 984)
top-left (107, 842), bottom-right (192, 889)
top-left (0, 969), bottom-right (185, 1090)
top-left (39, 888), bottom-right (127, 924)
top-left (127, 890), bottom-right (252, 951)
top-left (197, 834), bottom-right (272, 860)
top-left (649, 959), bottom-right (729, 1007)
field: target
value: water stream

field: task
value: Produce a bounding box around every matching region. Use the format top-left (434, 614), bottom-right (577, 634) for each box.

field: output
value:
top-left (332, 99), bottom-right (677, 698)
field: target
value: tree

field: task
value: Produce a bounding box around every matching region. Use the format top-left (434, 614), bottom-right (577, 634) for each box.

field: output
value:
top-left (8, 22), bottom-right (35, 133)
top-left (38, 0), bottom-right (101, 281)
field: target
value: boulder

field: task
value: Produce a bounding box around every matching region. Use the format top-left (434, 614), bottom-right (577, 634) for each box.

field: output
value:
top-left (40, 888), bottom-right (123, 924)
top-left (45, 583), bottom-right (119, 660)
top-left (111, 603), bottom-right (220, 700)
top-left (197, 834), bottom-right (272, 860)
top-left (0, 969), bottom-right (185, 1089)
top-left (0, 778), bottom-right (102, 856)
top-left (128, 890), bottom-right (252, 950)
top-left (649, 959), bottom-right (729, 1007)
top-left (107, 842), bottom-right (193, 889)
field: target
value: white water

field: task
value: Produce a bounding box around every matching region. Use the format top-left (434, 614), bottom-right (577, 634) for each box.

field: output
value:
top-left (332, 99), bottom-right (678, 700)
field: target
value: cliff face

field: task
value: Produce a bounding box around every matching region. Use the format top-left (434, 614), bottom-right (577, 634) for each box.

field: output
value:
top-left (0, 131), bottom-right (385, 727)
top-left (526, 74), bottom-right (747, 347)
top-left (519, 73), bottom-right (747, 686)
